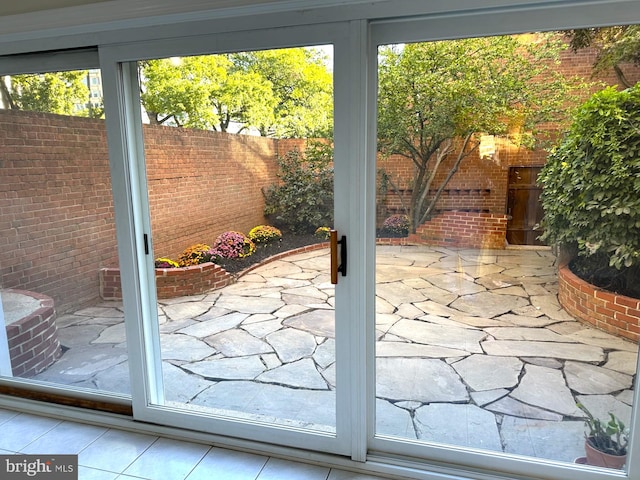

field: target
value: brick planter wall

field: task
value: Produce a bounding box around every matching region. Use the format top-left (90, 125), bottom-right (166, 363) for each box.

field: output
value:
top-left (411, 211), bottom-right (508, 249)
top-left (558, 263), bottom-right (640, 343)
top-left (4, 289), bottom-right (61, 377)
top-left (100, 263), bottom-right (233, 300)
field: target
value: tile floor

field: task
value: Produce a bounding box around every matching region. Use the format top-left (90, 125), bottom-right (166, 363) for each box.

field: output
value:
top-left (0, 408), bottom-right (387, 480)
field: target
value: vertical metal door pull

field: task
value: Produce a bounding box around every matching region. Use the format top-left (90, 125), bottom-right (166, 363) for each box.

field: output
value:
top-left (330, 229), bottom-right (347, 284)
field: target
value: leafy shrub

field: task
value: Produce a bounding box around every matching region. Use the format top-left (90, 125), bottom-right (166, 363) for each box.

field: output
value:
top-left (178, 244), bottom-right (212, 267)
top-left (263, 140), bottom-right (334, 234)
top-left (209, 231), bottom-right (256, 260)
top-left (154, 257), bottom-right (179, 268)
top-left (381, 214), bottom-right (410, 236)
top-left (314, 226), bottom-right (331, 240)
top-left (248, 225), bottom-right (282, 244)
top-left (539, 84), bottom-right (640, 294)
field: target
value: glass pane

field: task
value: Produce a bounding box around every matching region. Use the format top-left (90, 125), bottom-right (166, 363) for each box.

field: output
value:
top-left (375, 29), bottom-right (639, 470)
top-left (0, 69), bottom-right (129, 394)
top-left (137, 47), bottom-right (337, 431)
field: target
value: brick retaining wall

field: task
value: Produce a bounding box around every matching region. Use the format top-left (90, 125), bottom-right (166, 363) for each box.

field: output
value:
top-left (411, 211), bottom-right (508, 249)
top-left (558, 264), bottom-right (640, 343)
top-left (100, 263), bottom-right (234, 300)
top-left (5, 289), bottom-right (61, 377)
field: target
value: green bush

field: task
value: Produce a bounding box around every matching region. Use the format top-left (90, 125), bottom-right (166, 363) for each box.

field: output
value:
top-left (539, 84), bottom-right (640, 293)
top-left (263, 140), bottom-right (334, 234)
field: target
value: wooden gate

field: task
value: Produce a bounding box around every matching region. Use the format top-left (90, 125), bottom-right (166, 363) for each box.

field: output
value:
top-left (506, 166), bottom-right (546, 246)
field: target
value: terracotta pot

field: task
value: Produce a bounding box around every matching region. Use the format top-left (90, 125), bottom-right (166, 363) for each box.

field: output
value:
top-left (585, 439), bottom-right (626, 469)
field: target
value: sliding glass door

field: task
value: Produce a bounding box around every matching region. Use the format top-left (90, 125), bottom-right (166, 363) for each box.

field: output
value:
top-left (100, 22), bottom-right (362, 455)
top-left (369, 8), bottom-right (640, 480)
top-left (0, 52), bottom-right (132, 406)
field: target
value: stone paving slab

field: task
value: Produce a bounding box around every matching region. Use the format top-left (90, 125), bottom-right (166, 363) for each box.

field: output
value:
top-left (377, 358), bottom-right (469, 403)
top-left (451, 354), bottom-right (522, 391)
top-left (511, 365), bottom-right (582, 416)
top-left (414, 404), bottom-right (502, 451)
top-left (501, 416), bottom-right (585, 463)
top-left (564, 361), bottom-right (633, 394)
top-left (482, 340), bottom-right (605, 362)
top-left (388, 319), bottom-right (486, 353)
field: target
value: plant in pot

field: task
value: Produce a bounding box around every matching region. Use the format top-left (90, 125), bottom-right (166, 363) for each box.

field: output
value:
top-left (577, 403), bottom-right (628, 469)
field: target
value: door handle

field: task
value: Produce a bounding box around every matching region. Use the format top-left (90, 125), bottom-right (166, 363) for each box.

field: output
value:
top-left (330, 229), bottom-right (347, 284)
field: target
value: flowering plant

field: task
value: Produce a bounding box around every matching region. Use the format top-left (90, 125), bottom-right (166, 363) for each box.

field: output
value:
top-left (178, 244), bottom-right (212, 267)
top-left (209, 231), bottom-right (256, 260)
top-left (249, 225), bottom-right (282, 244)
top-left (154, 257), bottom-right (179, 268)
top-left (382, 214), bottom-right (410, 236)
top-left (314, 226), bottom-right (331, 240)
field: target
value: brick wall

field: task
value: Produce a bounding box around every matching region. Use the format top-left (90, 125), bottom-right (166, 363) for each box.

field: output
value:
top-left (100, 263), bottom-right (233, 300)
top-left (0, 110), bottom-right (118, 314)
top-left (5, 289), bottom-right (61, 377)
top-left (0, 110), bottom-right (303, 313)
top-left (558, 264), bottom-right (640, 343)
top-left (411, 211), bottom-right (508, 249)
top-left (143, 125), bottom-right (289, 259)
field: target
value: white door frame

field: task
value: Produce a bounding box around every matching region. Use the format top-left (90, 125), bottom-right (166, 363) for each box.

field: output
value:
top-left (100, 20), bottom-right (368, 458)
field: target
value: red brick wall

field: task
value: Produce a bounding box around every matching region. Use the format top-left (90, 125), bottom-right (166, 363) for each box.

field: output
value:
top-left (558, 264), bottom-right (640, 343)
top-left (0, 110), bottom-right (118, 314)
top-left (100, 263), bottom-right (233, 300)
top-left (5, 289), bottom-right (61, 377)
top-left (143, 125), bottom-right (290, 259)
top-left (377, 147), bottom-right (507, 225)
top-left (411, 211), bottom-right (508, 249)
top-left (0, 110), bottom-right (303, 313)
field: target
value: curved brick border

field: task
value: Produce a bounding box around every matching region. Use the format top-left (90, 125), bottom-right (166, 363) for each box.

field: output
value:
top-left (558, 263), bottom-right (640, 343)
top-left (100, 263), bottom-right (233, 300)
top-left (4, 289), bottom-right (61, 377)
top-left (99, 239), bottom-right (433, 300)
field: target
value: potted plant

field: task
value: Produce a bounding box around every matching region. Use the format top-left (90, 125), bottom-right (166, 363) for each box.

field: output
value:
top-left (577, 403), bottom-right (628, 469)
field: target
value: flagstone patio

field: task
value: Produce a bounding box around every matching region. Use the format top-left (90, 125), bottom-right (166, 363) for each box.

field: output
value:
top-left (35, 246), bottom-right (638, 464)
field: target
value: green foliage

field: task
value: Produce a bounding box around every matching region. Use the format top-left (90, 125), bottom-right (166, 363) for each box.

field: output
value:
top-left (232, 48), bottom-right (333, 138)
top-left (140, 55), bottom-right (275, 130)
top-left (577, 403), bottom-right (628, 456)
top-left (8, 71), bottom-right (92, 116)
top-left (248, 225), bottom-right (282, 244)
top-left (263, 141), bottom-right (333, 234)
top-left (139, 48), bottom-right (332, 137)
top-left (378, 34), bottom-right (579, 232)
top-left (539, 84), bottom-right (640, 271)
top-left (567, 26), bottom-right (640, 88)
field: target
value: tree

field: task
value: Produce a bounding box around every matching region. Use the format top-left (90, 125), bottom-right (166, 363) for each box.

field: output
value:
top-left (139, 47), bottom-right (332, 137)
top-left (539, 84), bottom-right (640, 295)
top-left (377, 35), bottom-right (579, 232)
top-left (233, 48), bottom-right (333, 137)
top-left (5, 71), bottom-right (91, 116)
top-left (566, 26), bottom-right (640, 88)
top-left (140, 55), bottom-right (275, 131)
